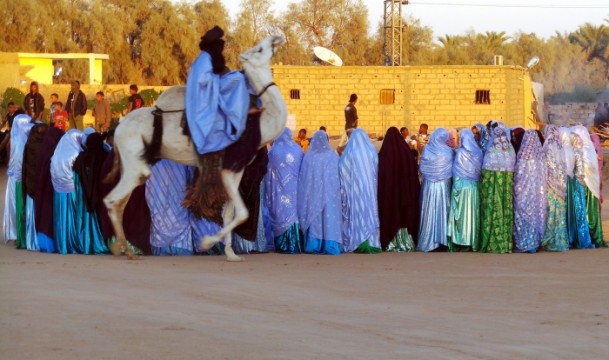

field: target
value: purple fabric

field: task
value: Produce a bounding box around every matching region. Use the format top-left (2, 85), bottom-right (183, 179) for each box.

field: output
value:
top-left (265, 128), bottom-right (303, 235)
top-left (453, 129), bottom-right (483, 181)
top-left (419, 128), bottom-right (453, 181)
top-left (482, 125), bottom-right (516, 172)
top-left (297, 130), bottom-right (341, 240)
top-left (513, 130), bottom-right (547, 247)
top-left (543, 125), bottom-right (567, 199)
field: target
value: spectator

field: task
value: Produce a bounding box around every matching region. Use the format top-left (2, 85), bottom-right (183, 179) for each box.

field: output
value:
top-left (24, 81), bottom-right (45, 120)
top-left (53, 102), bottom-right (69, 132)
top-left (92, 91), bottom-right (111, 132)
top-left (66, 80), bottom-right (87, 130)
top-left (293, 128), bottom-right (309, 153)
top-left (127, 84), bottom-right (144, 113)
top-left (49, 93), bottom-right (59, 126)
top-left (319, 126), bottom-right (326, 132)
top-left (400, 127), bottom-right (409, 139)
top-left (0, 102), bottom-right (25, 160)
top-left (415, 123), bottom-right (430, 154)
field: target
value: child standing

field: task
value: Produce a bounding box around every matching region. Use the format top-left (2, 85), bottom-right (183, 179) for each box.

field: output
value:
top-left (49, 93), bottom-right (59, 126)
top-left (53, 102), bottom-right (69, 132)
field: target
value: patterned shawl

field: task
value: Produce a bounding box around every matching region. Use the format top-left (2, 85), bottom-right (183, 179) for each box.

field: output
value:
top-left (543, 124), bottom-right (566, 198)
top-left (482, 125), bottom-right (516, 172)
top-left (265, 128), bottom-right (303, 235)
top-left (571, 125), bottom-right (600, 200)
top-left (559, 127), bottom-right (575, 178)
top-left (339, 128), bottom-right (380, 251)
top-left (453, 128), bottom-right (483, 181)
top-left (419, 127), bottom-right (454, 181)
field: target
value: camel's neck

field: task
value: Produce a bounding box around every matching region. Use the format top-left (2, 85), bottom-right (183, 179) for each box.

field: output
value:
top-left (246, 70), bottom-right (287, 146)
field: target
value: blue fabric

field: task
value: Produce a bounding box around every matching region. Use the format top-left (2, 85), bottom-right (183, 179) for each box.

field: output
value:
top-left (474, 123), bottom-right (489, 153)
top-left (185, 51), bottom-right (249, 154)
top-left (274, 223), bottom-right (303, 254)
top-left (304, 232), bottom-right (341, 255)
top-left (569, 177), bottom-right (594, 249)
top-left (50, 129), bottom-right (83, 193)
top-left (453, 129), bottom-right (483, 181)
top-left (53, 191), bottom-right (78, 254)
top-left (25, 195), bottom-right (39, 251)
top-left (73, 172), bottom-right (108, 254)
top-left (7, 114), bottom-right (33, 181)
top-left (420, 128), bottom-right (453, 181)
top-left (339, 128), bottom-right (381, 252)
top-left (191, 215), bottom-right (223, 254)
top-left (483, 125), bottom-right (516, 172)
top-left (513, 130), bottom-right (547, 253)
top-left (152, 246), bottom-right (193, 256)
top-left (145, 160), bottom-right (193, 254)
top-left (417, 178), bottom-right (451, 252)
top-left (81, 127), bottom-right (96, 148)
top-left (37, 232), bottom-right (55, 253)
top-left (265, 128), bottom-right (303, 236)
top-left (3, 176), bottom-right (17, 243)
top-left (447, 177), bottom-right (480, 247)
top-left (261, 177), bottom-right (275, 252)
top-left (298, 131), bottom-right (342, 249)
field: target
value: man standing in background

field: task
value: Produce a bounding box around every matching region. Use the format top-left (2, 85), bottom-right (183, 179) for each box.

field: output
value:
top-left (24, 81), bottom-right (45, 121)
top-left (92, 91), bottom-right (111, 132)
top-left (66, 80), bottom-right (87, 130)
top-left (338, 93), bottom-right (359, 155)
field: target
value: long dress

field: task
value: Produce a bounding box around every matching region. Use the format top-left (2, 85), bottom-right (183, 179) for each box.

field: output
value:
top-left (378, 127), bottom-right (420, 252)
top-left (50, 129), bottom-right (83, 254)
top-left (145, 159), bottom-right (194, 256)
top-left (72, 132), bottom-right (109, 254)
top-left (298, 130), bottom-right (342, 255)
top-left (447, 128), bottom-right (482, 251)
top-left (569, 132), bottom-right (594, 249)
top-left (571, 126), bottom-right (606, 247)
top-left (418, 128), bottom-right (454, 252)
top-left (479, 124), bottom-right (516, 253)
top-left (590, 134), bottom-right (603, 203)
top-left (34, 127), bottom-right (64, 253)
top-left (560, 127), bottom-right (579, 247)
top-left (339, 128), bottom-right (381, 253)
top-left (265, 128), bottom-right (304, 254)
top-left (5, 115), bottom-right (33, 248)
top-left (513, 130), bottom-right (547, 252)
top-left (22, 123), bottom-right (49, 251)
top-left (542, 125), bottom-right (569, 251)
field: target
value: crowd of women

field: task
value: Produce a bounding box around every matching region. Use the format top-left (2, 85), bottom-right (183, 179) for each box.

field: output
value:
top-left (3, 113), bottom-right (606, 256)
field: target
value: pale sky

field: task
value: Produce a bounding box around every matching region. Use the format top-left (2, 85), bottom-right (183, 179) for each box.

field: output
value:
top-left (220, 0), bottom-right (609, 40)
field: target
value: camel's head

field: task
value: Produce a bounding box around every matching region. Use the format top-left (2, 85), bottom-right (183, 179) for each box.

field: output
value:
top-left (239, 35), bottom-right (284, 71)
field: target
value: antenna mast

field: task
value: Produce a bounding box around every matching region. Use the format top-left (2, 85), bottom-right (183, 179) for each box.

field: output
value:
top-left (383, 0), bottom-right (408, 66)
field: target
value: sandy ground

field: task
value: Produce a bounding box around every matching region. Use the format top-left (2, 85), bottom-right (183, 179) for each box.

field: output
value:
top-left (2, 168), bottom-right (609, 359)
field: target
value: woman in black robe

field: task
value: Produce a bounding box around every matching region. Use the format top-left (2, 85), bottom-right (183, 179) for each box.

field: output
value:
top-left (22, 123), bottom-right (48, 251)
top-left (378, 127), bottom-right (421, 251)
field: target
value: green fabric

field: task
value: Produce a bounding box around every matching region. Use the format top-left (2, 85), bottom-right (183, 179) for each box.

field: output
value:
top-left (107, 236), bottom-right (143, 256)
top-left (15, 181), bottom-right (25, 249)
top-left (447, 177), bottom-right (479, 252)
top-left (385, 228), bottom-right (415, 252)
top-left (585, 187), bottom-right (606, 248)
top-left (354, 240), bottom-right (382, 254)
top-left (542, 188), bottom-right (569, 252)
top-left (479, 170), bottom-right (513, 254)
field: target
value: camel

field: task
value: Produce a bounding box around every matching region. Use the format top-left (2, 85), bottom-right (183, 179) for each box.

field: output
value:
top-left (103, 35), bottom-right (287, 261)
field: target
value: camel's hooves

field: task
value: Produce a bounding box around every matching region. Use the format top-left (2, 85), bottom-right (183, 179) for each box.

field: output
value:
top-left (226, 255), bottom-right (244, 262)
top-left (200, 236), bottom-right (217, 251)
top-left (110, 242), bottom-right (122, 256)
top-left (127, 253), bottom-right (141, 260)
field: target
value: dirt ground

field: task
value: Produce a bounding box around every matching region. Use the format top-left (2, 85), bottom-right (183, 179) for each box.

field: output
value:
top-left (1, 167), bottom-right (609, 359)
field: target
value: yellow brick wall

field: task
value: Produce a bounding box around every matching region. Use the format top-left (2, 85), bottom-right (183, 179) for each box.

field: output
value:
top-left (273, 65), bottom-right (532, 138)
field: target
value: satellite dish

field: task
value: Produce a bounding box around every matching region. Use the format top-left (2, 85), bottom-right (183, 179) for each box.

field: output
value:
top-left (313, 46), bottom-right (343, 66)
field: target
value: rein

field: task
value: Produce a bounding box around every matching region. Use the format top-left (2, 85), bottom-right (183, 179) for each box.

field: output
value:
top-left (256, 82), bottom-right (276, 99)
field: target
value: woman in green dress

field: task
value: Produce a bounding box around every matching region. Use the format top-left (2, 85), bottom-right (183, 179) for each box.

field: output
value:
top-left (479, 123), bottom-right (516, 253)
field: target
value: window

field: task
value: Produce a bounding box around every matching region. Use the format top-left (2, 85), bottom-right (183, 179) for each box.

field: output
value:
top-left (290, 89), bottom-right (300, 100)
top-left (475, 90), bottom-right (491, 104)
top-left (380, 89), bottom-right (395, 104)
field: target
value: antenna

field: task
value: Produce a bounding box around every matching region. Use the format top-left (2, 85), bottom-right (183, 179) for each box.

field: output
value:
top-left (313, 46), bottom-right (343, 66)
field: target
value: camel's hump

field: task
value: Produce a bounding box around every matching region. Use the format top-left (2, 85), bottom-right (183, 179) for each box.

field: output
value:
top-left (155, 86), bottom-right (185, 111)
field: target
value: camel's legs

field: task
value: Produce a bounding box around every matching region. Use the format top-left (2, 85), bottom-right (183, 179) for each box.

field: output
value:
top-left (200, 169), bottom-right (247, 261)
top-left (104, 169), bottom-right (148, 259)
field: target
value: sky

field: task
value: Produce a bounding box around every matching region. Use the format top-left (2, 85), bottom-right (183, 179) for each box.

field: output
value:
top-left (219, 0), bottom-right (609, 40)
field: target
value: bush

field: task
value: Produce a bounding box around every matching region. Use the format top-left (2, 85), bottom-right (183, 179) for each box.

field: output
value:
top-left (2, 87), bottom-right (26, 109)
top-left (139, 88), bottom-right (160, 106)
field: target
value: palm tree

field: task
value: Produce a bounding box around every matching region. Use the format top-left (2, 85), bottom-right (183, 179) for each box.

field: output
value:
top-left (569, 23), bottom-right (609, 64)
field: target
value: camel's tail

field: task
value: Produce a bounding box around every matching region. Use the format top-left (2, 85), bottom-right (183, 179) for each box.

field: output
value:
top-left (103, 145), bottom-right (121, 184)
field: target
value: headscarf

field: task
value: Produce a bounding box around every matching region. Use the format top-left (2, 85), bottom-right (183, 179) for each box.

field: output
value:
top-left (297, 130), bottom-right (341, 236)
top-left (511, 127), bottom-right (525, 154)
top-left (22, 123), bottom-right (48, 199)
top-left (482, 125), bottom-right (516, 172)
top-left (419, 127), bottom-right (453, 181)
top-left (81, 127), bottom-right (96, 148)
top-left (453, 128), bottom-right (483, 181)
top-left (514, 130), bottom-right (547, 238)
top-left (378, 127), bottom-right (420, 248)
top-left (73, 133), bottom-right (108, 212)
top-left (558, 127), bottom-right (575, 178)
top-left (34, 127), bottom-right (65, 237)
top-left (265, 128), bottom-right (303, 235)
top-left (570, 125), bottom-right (600, 200)
top-left (50, 129), bottom-right (83, 193)
top-left (339, 128), bottom-right (380, 250)
top-left (543, 124), bottom-right (566, 198)
top-left (7, 114), bottom-right (34, 181)
top-left (473, 123), bottom-right (488, 152)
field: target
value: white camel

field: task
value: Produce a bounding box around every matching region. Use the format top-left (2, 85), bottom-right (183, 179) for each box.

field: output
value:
top-left (103, 35), bottom-right (287, 261)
